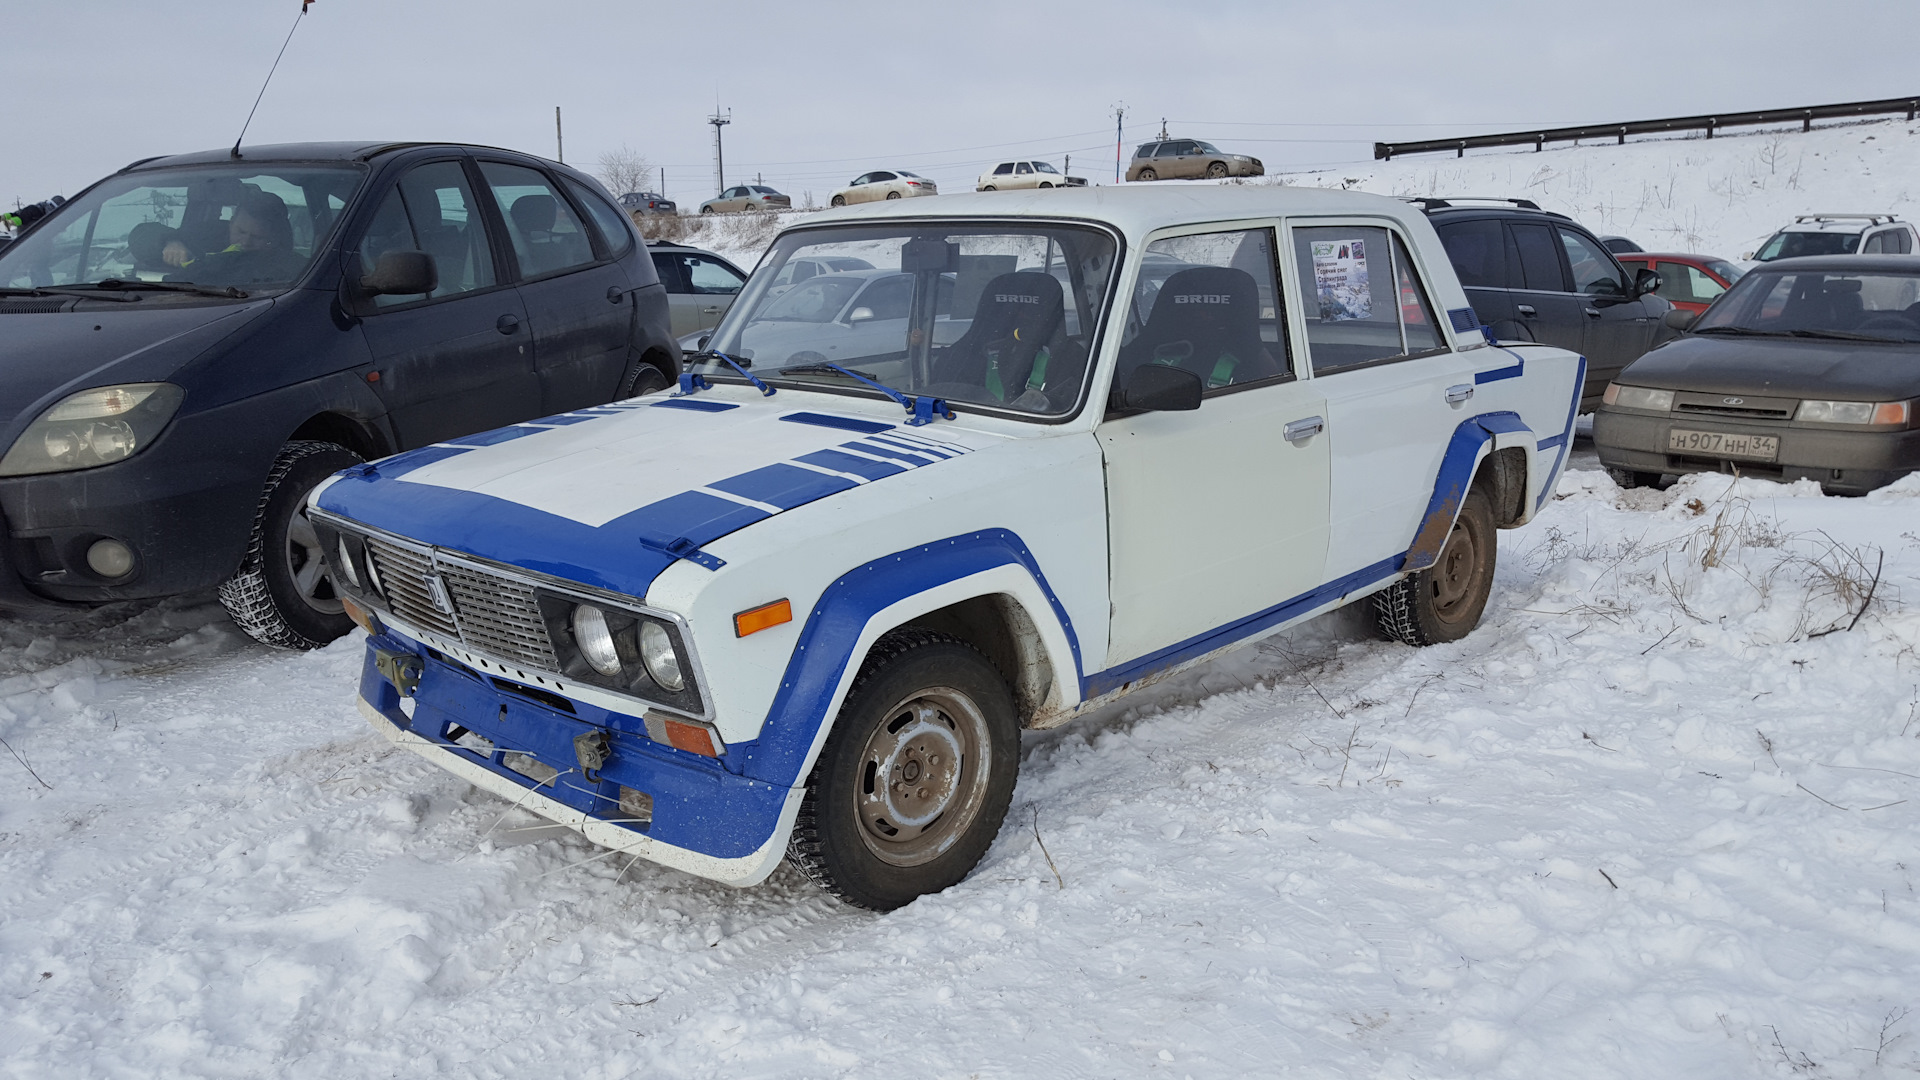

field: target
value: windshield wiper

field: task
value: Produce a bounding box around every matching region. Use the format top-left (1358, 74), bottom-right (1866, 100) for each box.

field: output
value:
top-left (1692, 325), bottom-right (1787, 337)
top-left (688, 350), bottom-right (774, 396)
top-left (1788, 328), bottom-right (1913, 344)
top-left (89, 278), bottom-right (250, 299)
top-left (0, 285), bottom-right (140, 303)
top-left (781, 362), bottom-right (953, 426)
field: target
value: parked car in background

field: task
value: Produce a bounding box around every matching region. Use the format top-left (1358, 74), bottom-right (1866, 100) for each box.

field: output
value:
top-left (976, 160), bottom-right (1086, 191)
top-left (0, 141), bottom-right (678, 647)
top-left (1417, 196), bottom-right (1673, 409)
top-left (1749, 214), bottom-right (1918, 261)
top-left (1595, 255), bottom-right (1920, 494)
top-left (829, 170), bottom-right (937, 206)
top-left (1613, 252), bottom-right (1745, 315)
top-left (1126, 139), bottom-right (1264, 182)
top-left (648, 239), bottom-right (748, 337)
top-left (1600, 235), bottom-right (1643, 254)
top-left (316, 185), bottom-right (1583, 909)
top-left (618, 191), bottom-right (677, 215)
top-left (701, 185), bottom-right (792, 214)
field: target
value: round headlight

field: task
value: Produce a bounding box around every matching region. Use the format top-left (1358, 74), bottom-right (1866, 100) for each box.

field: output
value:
top-left (336, 536), bottom-right (360, 589)
top-left (638, 620), bottom-right (685, 691)
top-left (364, 547), bottom-right (384, 598)
top-left (572, 604), bottom-right (623, 677)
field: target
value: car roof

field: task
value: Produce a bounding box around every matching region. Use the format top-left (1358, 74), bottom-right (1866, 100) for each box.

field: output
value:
top-left (121, 140), bottom-right (549, 172)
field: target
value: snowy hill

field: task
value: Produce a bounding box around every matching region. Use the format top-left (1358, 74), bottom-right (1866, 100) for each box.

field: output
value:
top-left (1275, 115), bottom-right (1920, 259)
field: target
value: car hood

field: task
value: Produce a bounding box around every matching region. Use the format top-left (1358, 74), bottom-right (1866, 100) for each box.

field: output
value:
top-left (1618, 334), bottom-right (1920, 400)
top-left (313, 391), bottom-right (1000, 601)
top-left (0, 299), bottom-right (275, 433)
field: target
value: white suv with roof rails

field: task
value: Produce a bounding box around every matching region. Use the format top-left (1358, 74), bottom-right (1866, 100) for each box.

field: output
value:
top-left (1750, 214), bottom-right (1918, 262)
top-left (313, 185), bottom-right (1584, 910)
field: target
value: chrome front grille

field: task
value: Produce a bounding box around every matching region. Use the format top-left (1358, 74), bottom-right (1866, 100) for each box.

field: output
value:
top-left (437, 558), bottom-right (559, 669)
top-left (364, 538), bottom-right (458, 639)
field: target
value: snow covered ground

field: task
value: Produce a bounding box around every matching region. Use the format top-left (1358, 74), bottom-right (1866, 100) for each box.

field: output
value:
top-left (5, 463), bottom-right (1920, 1079)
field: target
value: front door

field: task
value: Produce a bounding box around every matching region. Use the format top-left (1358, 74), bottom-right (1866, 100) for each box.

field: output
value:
top-left (475, 160), bottom-right (634, 415)
top-left (1099, 225), bottom-right (1330, 668)
top-left (1559, 225), bottom-right (1656, 397)
top-left (1289, 221), bottom-right (1478, 579)
top-left (352, 158), bottom-right (539, 449)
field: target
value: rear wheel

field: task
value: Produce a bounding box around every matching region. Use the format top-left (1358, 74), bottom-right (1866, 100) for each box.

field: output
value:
top-left (1607, 467), bottom-right (1661, 489)
top-left (787, 630), bottom-right (1019, 911)
top-left (219, 441), bottom-right (364, 649)
top-left (981, 185), bottom-right (996, 191)
top-left (885, 191), bottom-right (902, 200)
top-left (830, 195), bottom-right (846, 207)
top-left (1374, 486), bottom-right (1497, 646)
top-left (1136, 168), bottom-right (1157, 182)
top-left (1206, 161), bottom-right (1229, 179)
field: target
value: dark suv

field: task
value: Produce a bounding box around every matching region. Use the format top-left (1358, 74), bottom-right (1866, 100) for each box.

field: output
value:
top-left (1417, 198), bottom-right (1672, 409)
top-left (0, 141), bottom-right (679, 647)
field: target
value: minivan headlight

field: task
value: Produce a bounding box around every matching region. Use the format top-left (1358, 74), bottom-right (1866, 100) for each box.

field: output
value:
top-left (0, 383), bottom-right (184, 476)
top-left (1602, 384), bottom-right (1674, 412)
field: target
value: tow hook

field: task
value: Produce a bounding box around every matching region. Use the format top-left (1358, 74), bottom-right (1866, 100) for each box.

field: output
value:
top-left (574, 729), bottom-right (612, 782)
top-left (374, 648), bottom-right (423, 698)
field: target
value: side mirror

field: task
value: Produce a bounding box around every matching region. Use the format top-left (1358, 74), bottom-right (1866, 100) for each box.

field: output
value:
top-left (695, 334), bottom-right (711, 351)
top-left (1633, 268), bottom-right (1661, 296)
top-left (1663, 308), bottom-right (1696, 331)
top-left (1113, 364), bottom-right (1203, 413)
top-left (847, 306), bottom-right (876, 322)
top-left (361, 250), bottom-right (437, 297)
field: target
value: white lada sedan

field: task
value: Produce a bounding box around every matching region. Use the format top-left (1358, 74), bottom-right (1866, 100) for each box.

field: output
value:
top-left (311, 186), bottom-right (1584, 910)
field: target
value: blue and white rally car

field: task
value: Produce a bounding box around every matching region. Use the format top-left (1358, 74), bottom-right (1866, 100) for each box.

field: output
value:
top-left (310, 187), bottom-right (1584, 910)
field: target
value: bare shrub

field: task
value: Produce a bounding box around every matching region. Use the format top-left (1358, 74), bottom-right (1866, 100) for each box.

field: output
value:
top-left (596, 145), bottom-right (653, 198)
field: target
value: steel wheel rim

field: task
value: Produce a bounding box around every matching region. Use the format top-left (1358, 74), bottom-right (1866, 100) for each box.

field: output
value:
top-left (852, 686), bottom-right (991, 867)
top-left (1431, 514), bottom-right (1482, 621)
top-left (283, 509), bottom-right (343, 615)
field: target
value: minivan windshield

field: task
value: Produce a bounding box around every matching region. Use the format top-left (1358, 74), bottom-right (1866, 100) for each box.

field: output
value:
top-left (694, 223), bottom-right (1118, 418)
top-left (1694, 269), bottom-right (1920, 342)
top-left (1755, 230), bottom-right (1861, 261)
top-left (0, 163), bottom-right (365, 294)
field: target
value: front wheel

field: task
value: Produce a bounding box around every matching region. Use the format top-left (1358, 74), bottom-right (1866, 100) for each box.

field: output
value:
top-left (622, 362), bottom-right (670, 398)
top-left (786, 630), bottom-right (1019, 910)
top-left (1374, 485), bottom-right (1496, 646)
top-left (1038, 182), bottom-right (1053, 189)
top-left (1607, 467), bottom-right (1661, 489)
top-left (219, 441), bottom-right (365, 649)
top-left (1206, 161), bottom-right (1229, 179)
top-left (830, 195), bottom-right (846, 207)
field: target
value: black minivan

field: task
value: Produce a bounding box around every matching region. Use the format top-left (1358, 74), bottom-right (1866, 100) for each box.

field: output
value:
top-left (0, 141), bottom-right (679, 647)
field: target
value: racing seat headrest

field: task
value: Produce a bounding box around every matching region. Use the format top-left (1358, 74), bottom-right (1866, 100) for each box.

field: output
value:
top-left (1119, 266), bottom-right (1270, 389)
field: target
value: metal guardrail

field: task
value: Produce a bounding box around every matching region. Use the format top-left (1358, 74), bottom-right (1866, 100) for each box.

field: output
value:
top-left (1374, 96), bottom-right (1920, 161)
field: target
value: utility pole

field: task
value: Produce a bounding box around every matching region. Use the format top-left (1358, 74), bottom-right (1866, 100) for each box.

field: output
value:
top-left (659, 167), bottom-right (665, 197)
top-left (709, 108), bottom-right (732, 194)
top-left (1112, 103), bottom-right (1127, 183)
top-left (555, 106), bottom-right (564, 163)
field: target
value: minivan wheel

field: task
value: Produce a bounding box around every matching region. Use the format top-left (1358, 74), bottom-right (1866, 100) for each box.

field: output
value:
top-left (830, 195), bottom-right (846, 207)
top-left (786, 630), bottom-right (1019, 911)
top-left (1374, 486), bottom-right (1497, 646)
top-left (1207, 161), bottom-right (1229, 179)
top-left (218, 441), bottom-right (364, 650)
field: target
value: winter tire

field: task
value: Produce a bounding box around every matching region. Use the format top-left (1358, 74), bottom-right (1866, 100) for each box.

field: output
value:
top-left (786, 630), bottom-right (1019, 911)
top-left (1607, 467), bottom-right (1660, 490)
top-left (622, 362), bottom-right (670, 399)
top-left (1374, 485), bottom-right (1497, 646)
top-left (218, 441), bottom-right (363, 650)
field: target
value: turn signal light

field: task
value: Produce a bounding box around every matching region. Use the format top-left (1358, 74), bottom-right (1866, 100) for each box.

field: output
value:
top-left (664, 719), bottom-right (719, 757)
top-left (734, 598), bottom-right (793, 637)
top-left (342, 596), bottom-right (382, 636)
top-left (1874, 401), bottom-right (1911, 426)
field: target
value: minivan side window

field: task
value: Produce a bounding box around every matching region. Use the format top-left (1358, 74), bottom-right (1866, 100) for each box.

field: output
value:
top-left (1292, 225), bottom-right (1444, 374)
top-left (478, 161), bottom-right (596, 279)
top-left (356, 160), bottom-right (498, 308)
top-left (562, 177), bottom-right (634, 259)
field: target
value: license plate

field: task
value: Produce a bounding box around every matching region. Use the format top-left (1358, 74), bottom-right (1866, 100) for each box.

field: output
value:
top-left (1667, 428), bottom-right (1779, 461)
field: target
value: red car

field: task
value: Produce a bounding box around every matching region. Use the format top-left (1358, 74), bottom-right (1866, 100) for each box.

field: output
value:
top-left (1614, 252), bottom-right (1746, 315)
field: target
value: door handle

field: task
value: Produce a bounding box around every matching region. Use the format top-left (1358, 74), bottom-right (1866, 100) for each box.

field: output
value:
top-left (1584, 307), bottom-right (1602, 317)
top-left (1283, 416), bottom-right (1325, 444)
top-left (701, 306), bottom-right (723, 315)
top-left (1445, 383), bottom-right (1474, 404)
top-left (496, 313), bottom-right (521, 335)
top-left (1516, 304), bottom-right (1537, 316)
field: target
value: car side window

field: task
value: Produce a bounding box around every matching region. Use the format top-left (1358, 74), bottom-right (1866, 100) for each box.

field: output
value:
top-left (1434, 219), bottom-right (1507, 289)
top-left (479, 161), bottom-right (597, 279)
top-left (1292, 225), bottom-right (1442, 374)
top-left (355, 160), bottom-right (498, 308)
top-left (994, 163), bottom-right (1014, 175)
top-left (1016, 162), bottom-right (1033, 175)
top-left (1559, 228), bottom-right (1626, 297)
top-left (681, 255), bottom-right (744, 295)
top-left (1896, 230), bottom-right (1915, 255)
top-left (871, 172), bottom-right (897, 183)
top-left (1115, 227), bottom-right (1289, 396)
top-left (1156, 143), bottom-right (1183, 158)
top-left (650, 251), bottom-right (685, 293)
top-left (562, 177), bottom-right (634, 258)
top-left (1509, 223), bottom-right (1566, 292)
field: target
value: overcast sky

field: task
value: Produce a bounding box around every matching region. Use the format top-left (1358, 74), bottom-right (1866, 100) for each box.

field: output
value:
top-left (8, 0), bottom-right (1919, 209)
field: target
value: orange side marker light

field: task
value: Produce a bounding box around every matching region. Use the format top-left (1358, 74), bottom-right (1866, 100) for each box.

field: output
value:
top-left (734, 598), bottom-right (792, 637)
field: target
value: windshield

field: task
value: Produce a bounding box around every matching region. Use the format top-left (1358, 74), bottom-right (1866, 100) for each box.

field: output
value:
top-left (1694, 269), bottom-right (1920, 341)
top-left (0, 163), bottom-right (363, 294)
top-left (697, 223), bottom-right (1119, 418)
top-left (1705, 259), bottom-right (1745, 285)
top-left (1756, 230), bottom-right (1860, 261)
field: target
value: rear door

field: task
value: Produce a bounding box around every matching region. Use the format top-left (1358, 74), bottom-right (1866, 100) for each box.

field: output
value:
top-left (1432, 216), bottom-right (1517, 339)
top-left (1505, 220), bottom-right (1587, 356)
top-left (352, 156), bottom-right (538, 448)
top-left (475, 159), bottom-right (635, 416)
